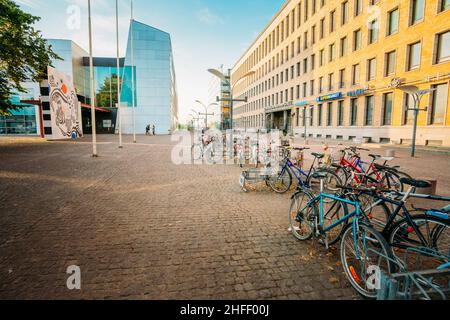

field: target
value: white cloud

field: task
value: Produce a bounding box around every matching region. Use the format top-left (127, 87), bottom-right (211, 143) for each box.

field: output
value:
top-left (14, 0), bottom-right (41, 9)
top-left (195, 7), bottom-right (224, 26)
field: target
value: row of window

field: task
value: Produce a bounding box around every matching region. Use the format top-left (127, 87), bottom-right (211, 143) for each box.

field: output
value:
top-left (233, 0), bottom-right (450, 87)
top-left (235, 29), bottom-right (450, 112)
top-left (237, 83), bottom-right (449, 128)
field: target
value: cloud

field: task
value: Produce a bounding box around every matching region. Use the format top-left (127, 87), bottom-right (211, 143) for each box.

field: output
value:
top-left (14, 0), bottom-right (41, 9)
top-left (195, 7), bottom-right (224, 26)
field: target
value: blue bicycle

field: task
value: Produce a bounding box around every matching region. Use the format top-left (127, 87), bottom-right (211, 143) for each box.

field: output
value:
top-left (267, 146), bottom-right (342, 194)
top-left (289, 172), bottom-right (395, 298)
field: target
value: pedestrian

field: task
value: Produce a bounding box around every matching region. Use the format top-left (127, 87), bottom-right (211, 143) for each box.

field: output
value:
top-left (146, 124), bottom-right (150, 136)
top-left (152, 125), bottom-right (156, 136)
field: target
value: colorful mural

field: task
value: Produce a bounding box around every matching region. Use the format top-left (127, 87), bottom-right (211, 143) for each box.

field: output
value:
top-left (48, 66), bottom-right (82, 140)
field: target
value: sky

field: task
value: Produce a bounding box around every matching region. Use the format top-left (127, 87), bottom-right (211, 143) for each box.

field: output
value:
top-left (15, 0), bottom-right (286, 124)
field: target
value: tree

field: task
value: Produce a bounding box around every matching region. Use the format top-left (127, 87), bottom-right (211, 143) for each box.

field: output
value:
top-left (0, 0), bottom-right (60, 115)
top-left (95, 75), bottom-right (120, 108)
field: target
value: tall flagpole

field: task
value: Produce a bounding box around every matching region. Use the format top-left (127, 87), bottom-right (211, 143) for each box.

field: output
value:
top-left (88, 0), bottom-right (98, 157)
top-left (131, 0), bottom-right (136, 143)
top-left (116, 0), bottom-right (123, 148)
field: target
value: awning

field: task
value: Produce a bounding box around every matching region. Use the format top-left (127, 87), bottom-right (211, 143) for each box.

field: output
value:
top-left (80, 103), bottom-right (112, 113)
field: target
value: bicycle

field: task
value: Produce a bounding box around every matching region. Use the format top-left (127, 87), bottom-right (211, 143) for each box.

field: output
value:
top-left (288, 171), bottom-right (395, 298)
top-left (267, 146), bottom-right (342, 195)
top-left (339, 178), bottom-right (450, 272)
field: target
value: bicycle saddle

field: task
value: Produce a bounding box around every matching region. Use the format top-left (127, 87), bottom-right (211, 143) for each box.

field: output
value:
top-left (311, 171), bottom-right (328, 179)
top-left (369, 154), bottom-right (381, 160)
top-left (400, 177), bottom-right (431, 189)
top-left (312, 153), bottom-right (325, 159)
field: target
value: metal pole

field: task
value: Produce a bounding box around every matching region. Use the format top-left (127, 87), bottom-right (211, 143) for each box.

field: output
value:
top-left (130, 0), bottom-right (136, 143)
top-left (88, 0), bottom-right (98, 157)
top-left (116, 0), bottom-right (123, 148)
top-left (303, 107), bottom-right (307, 144)
top-left (411, 94), bottom-right (420, 158)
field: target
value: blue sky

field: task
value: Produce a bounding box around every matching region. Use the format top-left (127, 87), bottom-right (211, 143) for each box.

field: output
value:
top-left (15, 0), bottom-right (285, 124)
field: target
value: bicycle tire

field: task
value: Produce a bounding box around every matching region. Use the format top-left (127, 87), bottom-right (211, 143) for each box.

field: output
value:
top-left (268, 167), bottom-right (292, 194)
top-left (288, 190), bottom-right (316, 241)
top-left (340, 222), bottom-right (396, 299)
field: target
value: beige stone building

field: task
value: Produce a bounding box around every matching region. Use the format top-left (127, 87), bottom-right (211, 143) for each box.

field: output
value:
top-left (231, 0), bottom-right (450, 146)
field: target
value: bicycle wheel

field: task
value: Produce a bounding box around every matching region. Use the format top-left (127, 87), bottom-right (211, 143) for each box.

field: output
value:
top-left (322, 194), bottom-right (348, 245)
top-left (333, 166), bottom-right (351, 187)
top-left (288, 190), bottom-right (316, 241)
top-left (369, 170), bottom-right (403, 192)
top-left (268, 166), bottom-right (292, 194)
top-left (358, 197), bottom-right (392, 232)
top-left (340, 222), bottom-right (395, 299)
top-left (388, 214), bottom-right (450, 270)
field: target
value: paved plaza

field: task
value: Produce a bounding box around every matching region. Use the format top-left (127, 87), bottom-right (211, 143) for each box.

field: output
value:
top-left (0, 134), bottom-right (449, 299)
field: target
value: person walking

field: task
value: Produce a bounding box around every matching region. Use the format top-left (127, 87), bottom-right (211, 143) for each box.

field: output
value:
top-left (145, 124), bottom-right (150, 136)
top-left (152, 124), bottom-right (156, 136)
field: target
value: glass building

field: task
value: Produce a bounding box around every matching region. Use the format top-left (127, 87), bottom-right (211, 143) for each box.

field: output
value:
top-left (2, 20), bottom-right (178, 136)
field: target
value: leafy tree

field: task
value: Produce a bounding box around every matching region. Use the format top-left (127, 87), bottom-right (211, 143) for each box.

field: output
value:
top-left (96, 75), bottom-right (120, 108)
top-left (0, 0), bottom-right (60, 114)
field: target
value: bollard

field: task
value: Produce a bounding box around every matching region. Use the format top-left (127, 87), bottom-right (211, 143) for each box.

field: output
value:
top-left (385, 149), bottom-right (396, 158)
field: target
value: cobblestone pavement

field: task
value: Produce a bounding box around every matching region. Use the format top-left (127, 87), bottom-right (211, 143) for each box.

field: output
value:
top-left (1, 134), bottom-right (448, 300)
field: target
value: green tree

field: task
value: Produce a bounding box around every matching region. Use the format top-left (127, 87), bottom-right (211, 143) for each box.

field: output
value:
top-left (95, 75), bottom-right (120, 108)
top-left (0, 0), bottom-right (60, 114)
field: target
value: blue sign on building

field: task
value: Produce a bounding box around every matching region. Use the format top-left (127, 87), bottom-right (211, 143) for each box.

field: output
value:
top-left (295, 100), bottom-right (309, 106)
top-left (316, 92), bottom-right (343, 102)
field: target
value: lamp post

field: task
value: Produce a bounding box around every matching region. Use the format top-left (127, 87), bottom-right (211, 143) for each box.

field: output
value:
top-left (398, 85), bottom-right (435, 158)
top-left (195, 100), bottom-right (217, 129)
top-left (208, 68), bottom-right (256, 157)
top-left (116, 0), bottom-right (123, 148)
top-left (299, 106), bottom-right (313, 145)
top-left (130, 0), bottom-right (136, 143)
top-left (87, 0), bottom-right (98, 157)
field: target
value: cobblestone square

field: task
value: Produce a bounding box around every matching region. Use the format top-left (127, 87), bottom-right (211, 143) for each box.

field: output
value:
top-left (0, 135), bottom-right (449, 300)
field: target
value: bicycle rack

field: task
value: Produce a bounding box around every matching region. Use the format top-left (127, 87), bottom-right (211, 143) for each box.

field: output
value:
top-left (375, 248), bottom-right (450, 300)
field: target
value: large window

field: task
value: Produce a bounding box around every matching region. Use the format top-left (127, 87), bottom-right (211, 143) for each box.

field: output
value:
top-left (339, 69), bottom-right (346, 88)
top-left (0, 106), bottom-right (37, 135)
top-left (328, 73), bottom-right (334, 91)
top-left (403, 93), bottom-right (415, 125)
top-left (338, 100), bottom-right (344, 126)
top-left (383, 93), bottom-right (393, 125)
top-left (318, 104), bottom-right (323, 126)
top-left (329, 43), bottom-right (335, 62)
top-left (330, 10), bottom-right (336, 33)
top-left (320, 49), bottom-right (325, 66)
top-left (435, 30), bottom-right (450, 64)
top-left (410, 0), bottom-right (425, 25)
top-left (407, 42), bottom-right (422, 70)
top-left (430, 83), bottom-right (449, 125)
top-left (367, 58), bottom-right (376, 81)
top-left (340, 36), bottom-right (348, 57)
top-left (354, 0), bottom-right (363, 16)
top-left (310, 107), bottom-right (314, 126)
top-left (365, 96), bottom-right (374, 126)
top-left (352, 64), bottom-right (360, 85)
top-left (350, 98), bottom-right (358, 126)
top-left (353, 29), bottom-right (362, 51)
top-left (320, 18), bottom-right (325, 39)
top-left (327, 102), bottom-right (333, 126)
top-left (385, 50), bottom-right (396, 76)
top-left (439, 0), bottom-right (450, 12)
top-left (387, 8), bottom-right (399, 35)
top-left (341, 1), bottom-right (349, 25)
top-left (369, 20), bottom-right (379, 44)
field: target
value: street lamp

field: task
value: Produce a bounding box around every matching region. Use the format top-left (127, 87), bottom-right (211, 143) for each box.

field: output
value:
top-left (398, 85), bottom-right (435, 158)
top-left (195, 100), bottom-right (217, 128)
top-left (87, 0), bottom-right (98, 157)
top-left (115, 0), bottom-right (123, 149)
top-left (208, 68), bottom-right (255, 158)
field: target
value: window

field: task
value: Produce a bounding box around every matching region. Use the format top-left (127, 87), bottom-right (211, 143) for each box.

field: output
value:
top-left (319, 77), bottom-right (324, 93)
top-left (403, 93), bottom-right (415, 125)
top-left (340, 37), bottom-right (348, 57)
top-left (311, 54), bottom-right (316, 70)
top-left (318, 104), bottom-right (323, 126)
top-left (365, 96), bottom-right (374, 126)
top-left (385, 50), bottom-right (396, 76)
top-left (310, 80), bottom-right (315, 96)
top-left (410, 0), bottom-right (425, 25)
top-left (350, 98), bottom-right (358, 126)
top-left (305, 0), bottom-right (309, 22)
top-left (320, 18), bottom-right (325, 39)
top-left (387, 8), bottom-right (399, 35)
top-left (339, 69), bottom-right (346, 88)
top-left (435, 31), bottom-right (450, 64)
top-left (352, 64), bottom-right (360, 85)
top-left (430, 83), bottom-right (449, 125)
top-left (330, 10), bottom-right (336, 33)
top-left (353, 29), bottom-right (362, 51)
top-left (297, 62), bottom-right (301, 76)
top-left (383, 93), bottom-right (393, 125)
top-left (310, 107), bottom-right (314, 126)
top-left (329, 43), bottom-right (335, 62)
top-left (327, 102), bottom-right (333, 126)
top-left (354, 0), bottom-right (363, 16)
top-left (303, 82), bottom-right (307, 98)
top-left (312, 25), bottom-right (316, 44)
top-left (369, 20), bottom-right (378, 44)
top-left (320, 49), bottom-right (325, 66)
top-left (341, 1), bottom-right (349, 25)
top-left (328, 73), bottom-right (334, 91)
top-left (296, 85), bottom-right (300, 99)
top-left (439, 0), bottom-right (450, 12)
top-left (304, 31), bottom-right (309, 49)
top-left (407, 42), bottom-right (422, 70)
top-left (303, 58), bottom-right (308, 73)
top-left (367, 58), bottom-right (376, 81)
top-left (338, 100), bottom-right (344, 126)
